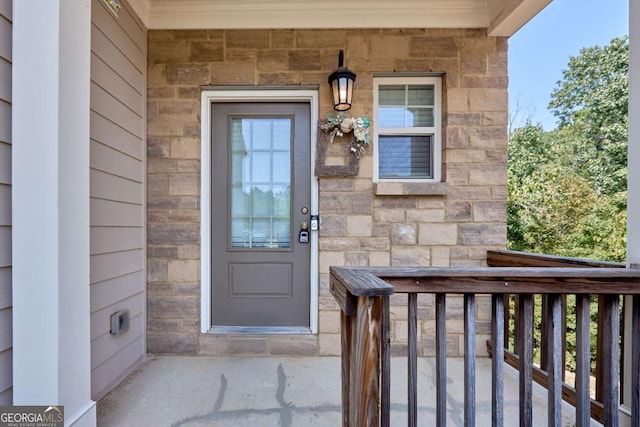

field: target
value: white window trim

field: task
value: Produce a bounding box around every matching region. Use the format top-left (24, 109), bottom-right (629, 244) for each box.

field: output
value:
top-left (373, 76), bottom-right (442, 183)
top-left (200, 88), bottom-right (319, 334)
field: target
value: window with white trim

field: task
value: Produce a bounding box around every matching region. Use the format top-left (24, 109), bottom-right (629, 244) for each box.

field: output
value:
top-left (373, 76), bottom-right (442, 182)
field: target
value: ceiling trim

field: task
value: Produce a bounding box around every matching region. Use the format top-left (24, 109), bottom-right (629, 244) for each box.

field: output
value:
top-left (144, 0), bottom-right (490, 30)
top-left (126, 0), bottom-right (151, 26)
top-left (488, 0), bottom-right (552, 36)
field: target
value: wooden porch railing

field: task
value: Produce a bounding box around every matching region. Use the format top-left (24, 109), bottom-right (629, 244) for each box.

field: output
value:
top-left (487, 250), bottom-right (626, 424)
top-left (329, 258), bottom-right (640, 427)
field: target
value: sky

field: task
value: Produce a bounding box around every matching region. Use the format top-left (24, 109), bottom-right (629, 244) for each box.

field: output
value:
top-left (508, 0), bottom-right (629, 130)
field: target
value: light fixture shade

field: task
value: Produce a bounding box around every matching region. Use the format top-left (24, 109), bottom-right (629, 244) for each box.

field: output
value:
top-left (328, 50), bottom-right (356, 111)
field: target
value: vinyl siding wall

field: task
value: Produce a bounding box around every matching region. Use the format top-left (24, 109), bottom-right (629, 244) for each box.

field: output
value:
top-left (90, 0), bottom-right (146, 400)
top-left (0, 0), bottom-right (11, 406)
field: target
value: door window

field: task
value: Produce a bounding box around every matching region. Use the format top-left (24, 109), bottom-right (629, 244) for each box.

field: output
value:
top-left (230, 117), bottom-right (293, 249)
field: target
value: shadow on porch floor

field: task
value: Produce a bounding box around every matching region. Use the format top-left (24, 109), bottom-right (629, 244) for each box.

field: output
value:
top-left (97, 355), bottom-right (601, 426)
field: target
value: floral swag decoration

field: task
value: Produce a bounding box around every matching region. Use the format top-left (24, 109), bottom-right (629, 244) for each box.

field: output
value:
top-left (319, 112), bottom-right (371, 159)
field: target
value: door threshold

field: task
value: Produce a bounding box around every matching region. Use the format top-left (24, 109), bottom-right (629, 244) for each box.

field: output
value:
top-left (209, 326), bottom-right (313, 335)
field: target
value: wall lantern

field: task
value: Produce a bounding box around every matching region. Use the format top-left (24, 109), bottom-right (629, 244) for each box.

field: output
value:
top-left (328, 50), bottom-right (356, 111)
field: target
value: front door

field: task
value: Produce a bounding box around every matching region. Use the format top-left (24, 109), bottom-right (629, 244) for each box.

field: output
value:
top-left (211, 102), bottom-right (311, 329)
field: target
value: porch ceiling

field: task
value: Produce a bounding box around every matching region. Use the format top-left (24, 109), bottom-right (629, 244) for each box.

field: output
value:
top-left (127, 0), bottom-right (552, 37)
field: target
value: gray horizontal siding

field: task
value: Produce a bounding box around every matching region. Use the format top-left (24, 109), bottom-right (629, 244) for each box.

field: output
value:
top-left (91, 111), bottom-right (143, 159)
top-left (0, 349), bottom-right (11, 404)
top-left (91, 82), bottom-right (143, 136)
top-left (92, 312), bottom-right (144, 368)
top-left (91, 25), bottom-right (145, 95)
top-left (0, 60), bottom-right (9, 102)
top-left (91, 227), bottom-right (144, 255)
top-left (91, 199), bottom-right (144, 227)
top-left (0, 185), bottom-right (9, 225)
top-left (92, 2), bottom-right (144, 72)
top-left (90, 249), bottom-right (144, 284)
top-left (0, 23), bottom-right (9, 289)
top-left (0, 1), bottom-right (11, 405)
top-left (91, 337), bottom-right (144, 400)
top-left (0, 143), bottom-right (9, 184)
top-left (90, 0), bottom-right (146, 401)
top-left (91, 169), bottom-right (143, 204)
top-left (90, 271), bottom-right (144, 313)
top-left (91, 293), bottom-right (144, 341)
top-left (0, 11), bottom-right (10, 62)
top-left (0, 227), bottom-right (9, 268)
top-left (91, 141), bottom-right (143, 182)
top-left (0, 103), bottom-right (9, 144)
top-left (0, 308), bottom-right (10, 352)
top-left (0, 269), bottom-right (10, 310)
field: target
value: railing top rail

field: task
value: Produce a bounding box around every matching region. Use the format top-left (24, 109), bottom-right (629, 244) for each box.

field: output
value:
top-left (338, 266), bottom-right (640, 279)
top-left (330, 267), bottom-right (394, 297)
top-left (330, 266), bottom-right (640, 298)
top-left (487, 250), bottom-right (626, 268)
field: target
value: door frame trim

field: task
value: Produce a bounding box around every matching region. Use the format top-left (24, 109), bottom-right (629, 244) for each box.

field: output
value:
top-left (200, 88), bottom-right (319, 334)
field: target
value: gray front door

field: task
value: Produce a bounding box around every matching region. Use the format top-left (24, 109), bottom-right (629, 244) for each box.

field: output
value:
top-left (211, 102), bottom-right (311, 329)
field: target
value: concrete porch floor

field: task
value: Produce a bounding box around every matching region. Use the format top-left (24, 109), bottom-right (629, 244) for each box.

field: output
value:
top-left (97, 355), bottom-right (601, 426)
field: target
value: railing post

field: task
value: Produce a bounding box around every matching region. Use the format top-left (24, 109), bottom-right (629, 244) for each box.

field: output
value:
top-left (341, 309), bottom-right (353, 427)
top-left (349, 296), bottom-right (383, 427)
top-left (331, 268), bottom-right (393, 427)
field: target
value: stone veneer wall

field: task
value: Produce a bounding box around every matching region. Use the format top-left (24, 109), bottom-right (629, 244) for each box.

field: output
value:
top-left (147, 29), bottom-right (508, 356)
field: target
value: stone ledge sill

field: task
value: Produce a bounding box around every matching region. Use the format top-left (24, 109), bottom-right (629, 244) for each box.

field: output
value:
top-left (375, 182), bottom-right (449, 196)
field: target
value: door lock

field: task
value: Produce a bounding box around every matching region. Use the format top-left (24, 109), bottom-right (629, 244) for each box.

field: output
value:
top-left (299, 222), bottom-right (309, 243)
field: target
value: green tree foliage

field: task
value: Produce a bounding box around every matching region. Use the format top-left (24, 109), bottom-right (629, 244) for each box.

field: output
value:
top-left (549, 36), bottom-right (628, 196)
top-left (507, 37), bottom-right (628, 378)
top-left (508, 36), bottom-right (628, 262)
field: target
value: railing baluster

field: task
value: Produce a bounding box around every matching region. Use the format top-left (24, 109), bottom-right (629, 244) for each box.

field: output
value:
top-left (408, 293), bottom-right (418, 427)
top-left (381, 296), bottom-right (391, 427)
top-left (514, 295), bottom-right (521, 355)
top-left (547, 294), bottom-right (562, 427)
top-left (540, 295), bottom-right (548, 371)
top-left (492, 294), bottom-right (504, 427)
top-left (464, 293), bottom-right (476, 427)
top-left (602, 294), bottom-right (620, 427)
top-left (502, 293), bottom-right (510, 352)
top-left (518, 294), bottom-right (533, 427)
top-left (632, 295), bottom-right (640, 427)
top-left (596, 296), bottom-right (605, 403)
top-left (575, 294), bottom-right (591, 427)
top-left (436, 292), bottom-right (447, 427)
top-left (561, 295), bottom-right (567, 381)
